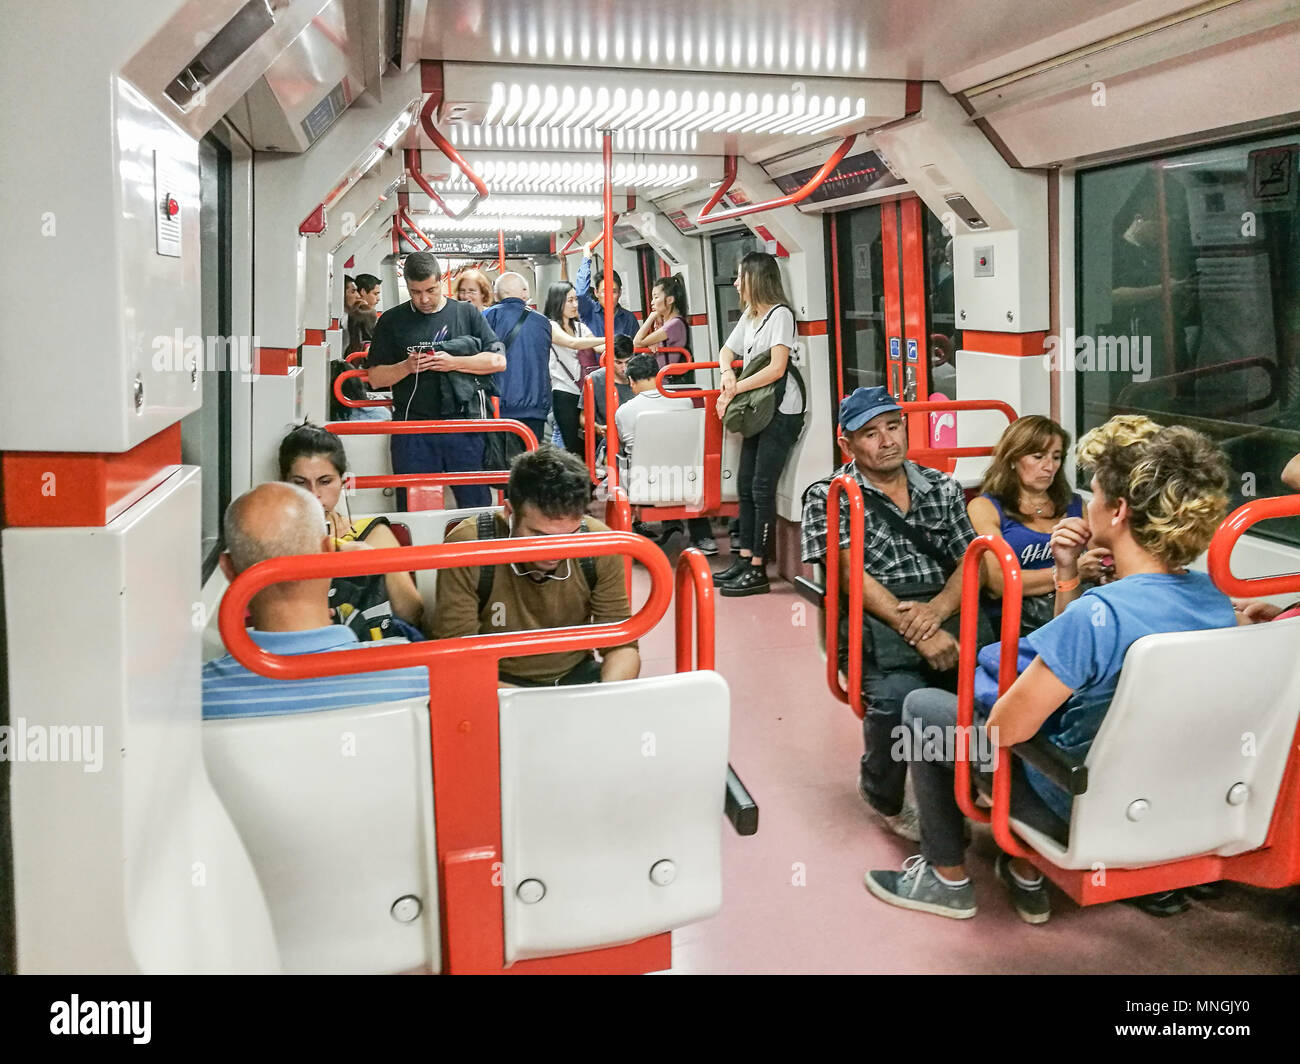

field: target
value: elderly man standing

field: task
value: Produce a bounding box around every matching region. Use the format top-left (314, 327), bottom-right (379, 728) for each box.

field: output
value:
top-left (482, 271), bottom-right (554, 442)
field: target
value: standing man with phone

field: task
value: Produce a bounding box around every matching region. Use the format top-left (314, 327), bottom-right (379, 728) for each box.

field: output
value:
top-left (366, 252), bottom-right (506, 508)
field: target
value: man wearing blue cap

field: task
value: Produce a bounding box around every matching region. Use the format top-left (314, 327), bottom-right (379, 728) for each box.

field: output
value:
top-left (801, 386), bottom-right (979, 841)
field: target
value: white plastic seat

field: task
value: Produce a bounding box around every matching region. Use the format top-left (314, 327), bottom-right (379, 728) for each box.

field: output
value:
top-left (1011, 617), bottom-right (1300, 869)
top-left (626, 408), bottom-right (704, 507)
top-left (721, 428), bottom-right (742, 503)
top-left (202, 698), bottom-right (440, 974)
top-left (498, 671), bottom-right (730, 965)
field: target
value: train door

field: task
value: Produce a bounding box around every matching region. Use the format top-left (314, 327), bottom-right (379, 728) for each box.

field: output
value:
top-left (710, 228), bottom-right (760, 349)
top-left (827, 197), bottom-right (954, 453)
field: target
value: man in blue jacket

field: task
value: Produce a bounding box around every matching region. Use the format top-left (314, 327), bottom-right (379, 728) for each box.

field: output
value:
top-left (576, 243), bottom-right (638, 338)
top-left (482, 272), bottom-right (553, 440)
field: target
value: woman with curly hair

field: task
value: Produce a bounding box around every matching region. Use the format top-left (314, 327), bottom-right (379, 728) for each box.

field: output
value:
top-left (455, 268), bottom-right (494, 310)
top-left (864, 416), bottom-right (1237, 925)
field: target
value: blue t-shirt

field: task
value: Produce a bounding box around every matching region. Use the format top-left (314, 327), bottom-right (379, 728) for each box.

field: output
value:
top-left (1023, 571), bottom-right (1237, 820)
top-left (203, 626), bottom-right (428, 719)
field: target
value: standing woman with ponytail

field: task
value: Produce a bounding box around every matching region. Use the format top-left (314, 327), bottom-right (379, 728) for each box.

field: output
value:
top-left (714, 252), bottom-right (806, 597)
top-left (634, 273), bottom-right (693, 374)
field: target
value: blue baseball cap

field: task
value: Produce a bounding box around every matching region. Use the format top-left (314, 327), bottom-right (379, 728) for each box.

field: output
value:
top-left (838, 386), bottom-right (902, 433)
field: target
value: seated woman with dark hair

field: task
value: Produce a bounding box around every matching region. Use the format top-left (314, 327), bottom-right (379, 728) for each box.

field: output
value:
top-left (968, 415), bottom-right (1110, 635)
top-left (278, 424), bottom-right (424, 639)
top-left (865, 416), bottom-right (1237, 925)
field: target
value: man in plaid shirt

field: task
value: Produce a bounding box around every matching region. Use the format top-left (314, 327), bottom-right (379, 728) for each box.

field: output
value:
top-left (802, 386), bottom-right (977, 840)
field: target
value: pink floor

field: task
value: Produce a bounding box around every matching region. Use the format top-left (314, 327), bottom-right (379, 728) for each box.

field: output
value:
top-left (629, 547), bottom-right (1300, 975)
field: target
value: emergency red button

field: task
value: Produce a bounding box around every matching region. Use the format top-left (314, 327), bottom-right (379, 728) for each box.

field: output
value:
top-left (165, 195), bottom-right (179, 218)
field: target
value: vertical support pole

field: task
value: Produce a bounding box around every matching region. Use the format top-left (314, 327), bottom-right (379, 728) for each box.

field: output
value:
top-left (602, 130), bottom-right (620, 488)
top-left (498, 228), bottom-right (505, 275)
top-left (899, 197), bottom-right (930, 451)
top-left (829, 213), bottom-right (844, 403)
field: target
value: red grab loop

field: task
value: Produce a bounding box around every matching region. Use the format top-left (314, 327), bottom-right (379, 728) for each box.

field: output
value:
top-left (333, 368), bottom-right (393, 409)
top-left (559, 219), bottom-right (585, 257)
top-left (823, 474), bottom-right (864, 718)
top-left (695, 135), bottom-right (856, 226)
top-left (1208, 495), bottom-right (1300, 598)
top-left (407, 94), bottom-right (490, 221)
top-left (954, 534), bottom-right (1031, 857)
top-left (217, 533), bottom-right (672, 681)
top-left (675, 549), bottom-right (716, 673)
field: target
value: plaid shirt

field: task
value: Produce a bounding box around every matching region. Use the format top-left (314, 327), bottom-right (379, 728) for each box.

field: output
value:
top-left (800, 461), bottom-right (976, 588)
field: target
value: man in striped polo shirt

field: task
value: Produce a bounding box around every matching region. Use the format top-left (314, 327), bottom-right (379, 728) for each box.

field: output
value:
top-left (203, 483), bottom-right (427, 719)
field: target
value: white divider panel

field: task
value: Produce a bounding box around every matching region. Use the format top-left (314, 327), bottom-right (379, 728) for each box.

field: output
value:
top-left (499, 671), bottom-right (730, 965)
top-left (1013, 617), bottom-right (1300, 870)
top-left (203, 698), bottom-right (440, 974)
top-left (721, 428), bottom-right (742, 503)
top-left (343, 431), bottom-right (398, 514)
top-left (626, 408), bottom-right (705, 506)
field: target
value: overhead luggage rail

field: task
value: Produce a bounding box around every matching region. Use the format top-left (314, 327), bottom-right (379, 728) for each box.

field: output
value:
top-left (954, 515), bottom-right (1300, 905)
top-left (695, 134), bottom-right (856, 226)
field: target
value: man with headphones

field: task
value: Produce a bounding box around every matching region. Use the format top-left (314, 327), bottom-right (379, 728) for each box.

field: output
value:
top-left (432, 447), bottom-right (640, 687)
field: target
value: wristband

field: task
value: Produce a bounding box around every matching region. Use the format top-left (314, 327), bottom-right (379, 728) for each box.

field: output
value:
top-left (1055, 576), bottom-right (1080, 592)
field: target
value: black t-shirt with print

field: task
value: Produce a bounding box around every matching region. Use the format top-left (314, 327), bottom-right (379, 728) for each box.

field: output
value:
top-left (368, 298), bottom-right (499, 420)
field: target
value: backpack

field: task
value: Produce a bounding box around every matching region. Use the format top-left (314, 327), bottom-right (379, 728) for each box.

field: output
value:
top-left (721, 305), bottom-right (807, 437)
top-left (474, 511), bottom-right (598, 613)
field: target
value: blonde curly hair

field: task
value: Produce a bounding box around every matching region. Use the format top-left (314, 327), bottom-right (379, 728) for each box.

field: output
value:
top-left (1077, 416), bottom-right (1229, 569)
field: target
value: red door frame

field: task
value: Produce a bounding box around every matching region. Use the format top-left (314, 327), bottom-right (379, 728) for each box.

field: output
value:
top-left (828, 196), bottom-right (931, 453)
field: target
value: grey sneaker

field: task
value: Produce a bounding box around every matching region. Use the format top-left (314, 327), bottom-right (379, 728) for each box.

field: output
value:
top-left (692, 536), bottom-right (719, 555)
top-left (864, 856), bottom-right (977, 920)
top-left (995, 852), bottom-right (1051, 925)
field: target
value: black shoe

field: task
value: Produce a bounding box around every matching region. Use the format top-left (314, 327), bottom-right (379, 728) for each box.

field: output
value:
top-left (713, 558), bottom-right (751, 585)
top-left (632, 520), bottom-right (658, 540)
top-left (1123, 890), bottom-right (1190, 917)
top-left (719, 566), bottom-right (770, 597)
top-left (995, 853), bottom-right (1051, 925)
top-left (1184, 881), bottom-right (1224, 901)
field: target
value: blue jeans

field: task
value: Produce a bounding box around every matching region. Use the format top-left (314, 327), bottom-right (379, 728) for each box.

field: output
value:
top-left (390, 431), bottom-right (490, 510)
top-left (902, 688), bottom-right (1068, 866)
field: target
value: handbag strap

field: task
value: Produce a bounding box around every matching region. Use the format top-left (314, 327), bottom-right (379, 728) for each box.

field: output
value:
top-left (499, 307), bottom-right (531, 352)
top-left (858, 486), bottom-right (955, 579)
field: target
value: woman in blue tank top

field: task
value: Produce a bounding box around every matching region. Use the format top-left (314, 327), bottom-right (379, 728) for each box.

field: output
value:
top-left (967, 416), bottom-right (1108, 634)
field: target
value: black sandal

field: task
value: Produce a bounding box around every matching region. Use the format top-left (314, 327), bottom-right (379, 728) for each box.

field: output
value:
top-left (1123, 890), bottom-right (1190, 917)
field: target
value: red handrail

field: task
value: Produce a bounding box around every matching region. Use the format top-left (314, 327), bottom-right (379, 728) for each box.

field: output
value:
top-left (345, 350), bottom-right (368, 365)
top-left (398, 206), bottom-right (434, 250)
top-left (324, 418), bottom-right (538, 492)
top-left (218, 533), bottom-right (668, 679)
top-left (675, 549), bottom-right (716, 673)
top-left (635, 346), bottom-right (691, 365)
top-left (583, 374), bottom-right (600, 486)
top-left (653, 359), bottom-right (743, 400)
top-left (601, 131), bottom-right (619, 487)
top-left (1207, 495), bottom-right (1300, 598)
top-left (605, 484), bottom-right (632, 533)
top-left (695, 135), bottom-right (856, 226)
top-left (896, 398), bottom-right (1018, 462)
top-left (407, 94), bottom-right (490, 221)
top-left (559, 219), bottom-right (585, 257)
top-left (954, 534), bottom-right (1030, 858)
top-left (823, 474), bottom-right (865, 718)
top-left (333, 367), bottom-right (393, 409)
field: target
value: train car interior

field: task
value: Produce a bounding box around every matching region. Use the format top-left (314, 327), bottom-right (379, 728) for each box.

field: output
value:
top-left (2, 0), bottom-right (1300, 978)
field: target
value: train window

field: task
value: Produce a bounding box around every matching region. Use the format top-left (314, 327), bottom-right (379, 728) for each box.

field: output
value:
top-left (1077, 132), bottom-right (1300, 545)
top-left (711, 229), bottom-right (760, 348)
top-left (180, 133), bottom-right (233, 580)
top-left (828, 206), bottom-right (887, 395)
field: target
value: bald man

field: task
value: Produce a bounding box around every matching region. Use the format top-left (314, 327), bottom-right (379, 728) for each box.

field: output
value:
top-left (202, 482), bottom-right (427, 718)
top-left (483, 272), bottom-right (553, 439)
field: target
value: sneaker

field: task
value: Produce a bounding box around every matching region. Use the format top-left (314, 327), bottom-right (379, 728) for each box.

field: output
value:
top-left (995, 852), bottom-right (1051, 925)
top-left (632, 521), bottom-right (659, 540)
top-left (864, 856), bottom-right (977, 920)
top-left (857, 777), bottom-right (922, 842)
top-left (718, 566), bottom-right (770, 597)
top-left (692, 536), bottom-right (719, 555)
top-left (713, 558), bottom-right (751, 585)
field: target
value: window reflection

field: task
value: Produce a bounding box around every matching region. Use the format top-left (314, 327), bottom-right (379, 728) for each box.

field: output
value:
top-left (1078, 134), bottom-right (1300, 545)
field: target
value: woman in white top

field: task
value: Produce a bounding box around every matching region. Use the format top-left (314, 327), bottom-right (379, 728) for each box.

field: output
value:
top-left (543, 281), bottom-right (604, 454)
top-left (714, 252), bottom-right (805, 597)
